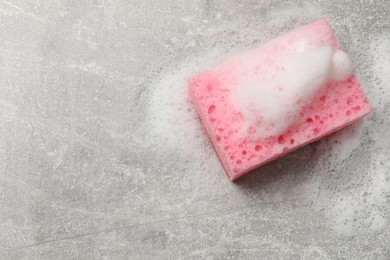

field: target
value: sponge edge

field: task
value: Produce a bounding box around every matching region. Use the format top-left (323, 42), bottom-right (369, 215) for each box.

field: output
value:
top-left (188, 18), bottom-right (372, 181)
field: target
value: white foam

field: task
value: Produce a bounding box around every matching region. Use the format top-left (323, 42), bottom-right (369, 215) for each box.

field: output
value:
top-left (233, 45), bottom-right (353, 139)
top-left (330, 50), bottom-right (354, 82)
top-left (147, 66), bottom-right (210, 158)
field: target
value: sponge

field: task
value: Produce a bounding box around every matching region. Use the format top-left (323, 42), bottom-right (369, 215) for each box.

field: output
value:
top-left (188, 19), bottom-right (371, 180)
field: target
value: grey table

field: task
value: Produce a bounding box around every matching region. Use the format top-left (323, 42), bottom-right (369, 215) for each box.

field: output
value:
top-left (0, 1), bottom-right (389, 259)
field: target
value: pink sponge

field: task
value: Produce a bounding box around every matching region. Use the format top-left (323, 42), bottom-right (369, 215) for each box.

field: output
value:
top-left (188, 19), bottom-right (371, 181)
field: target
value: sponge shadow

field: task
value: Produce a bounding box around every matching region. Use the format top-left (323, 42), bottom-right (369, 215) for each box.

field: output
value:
top-left (232, 121), bottom-right (365, 193)
top-left (234, 144), bottom-right (320, 189)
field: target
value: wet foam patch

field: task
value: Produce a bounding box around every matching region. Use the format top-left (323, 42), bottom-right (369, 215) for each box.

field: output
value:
top-left (145, 6), bottom-right (389, 234)
top-left (300, 33), bottom-right (390, 234)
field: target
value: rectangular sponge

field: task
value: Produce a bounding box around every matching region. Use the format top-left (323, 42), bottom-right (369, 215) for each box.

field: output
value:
top-left (188, 19), bottom-right (371, 180)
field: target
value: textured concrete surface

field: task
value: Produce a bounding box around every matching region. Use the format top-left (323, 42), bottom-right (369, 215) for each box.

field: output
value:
top-left (0, 0), bottom-right (389, 259)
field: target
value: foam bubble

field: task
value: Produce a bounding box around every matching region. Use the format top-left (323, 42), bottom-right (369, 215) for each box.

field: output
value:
top-left (233, 45), bottom-right (333, 139)
top-left (330, 50), bottom-right (354, 82)
top-left (231, 44), bottom-right (354, 139)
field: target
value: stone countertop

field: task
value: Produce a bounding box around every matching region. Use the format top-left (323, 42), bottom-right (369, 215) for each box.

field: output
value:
top-left (0, 1), bottom-right (389, 259)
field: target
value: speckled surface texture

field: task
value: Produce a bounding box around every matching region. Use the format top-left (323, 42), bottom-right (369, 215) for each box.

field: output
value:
top-left (0, 1), bottom-right (389, 259)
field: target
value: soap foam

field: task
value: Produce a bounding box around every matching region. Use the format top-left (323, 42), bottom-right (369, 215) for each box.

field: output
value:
top-left (300, 33), bottom-right (390, 234)
top-left (145, 6), bottom-right (389, 234)
top-left (233, 46), bottom-right (335, 139)
top-left (330, 50), bottom-right (354, 82)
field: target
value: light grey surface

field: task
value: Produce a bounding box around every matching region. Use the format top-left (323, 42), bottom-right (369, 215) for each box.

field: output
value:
top-left (0, 0), bottom-right (390, 259)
